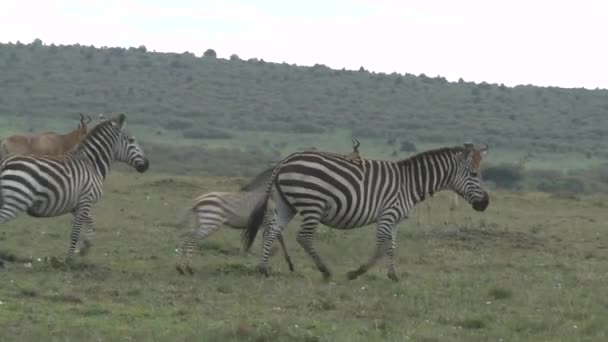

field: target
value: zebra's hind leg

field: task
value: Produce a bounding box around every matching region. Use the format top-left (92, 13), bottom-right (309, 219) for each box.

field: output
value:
top-left (277, 233), bottom-right (295, 272)
top-left (257, 199), bottom-right (295, 277)
top-left (176, 222), bottom-right (222, 275)
top-left (296, 215), bottom-right (332, 281)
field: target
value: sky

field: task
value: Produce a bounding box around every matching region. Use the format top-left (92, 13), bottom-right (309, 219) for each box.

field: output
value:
top-left (1, 0), bottom-right (607, 89)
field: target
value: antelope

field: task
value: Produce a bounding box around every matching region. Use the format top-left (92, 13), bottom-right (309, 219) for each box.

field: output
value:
top-left (0, 113), bottom-right (92, 160)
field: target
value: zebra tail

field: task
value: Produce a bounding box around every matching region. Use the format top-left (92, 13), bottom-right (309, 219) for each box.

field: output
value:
top-left (241, 166), bottom-right (280, 251)
top-left (0, 162), bottom-right (3, 208)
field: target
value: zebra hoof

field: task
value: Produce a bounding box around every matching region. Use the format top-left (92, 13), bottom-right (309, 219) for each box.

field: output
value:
top-left (176, 265), bottom-right (186, 275)
top-left (321, 270), bottom-right (332, 282)
top-left (257, 265), bottom-right (271, 277)
top-left (346, 269), bottom-right (363, 280)
top-left (388, 272), bottom-right (399, 282)
top-left (185, 265), bottom-right (194, 275)
top-left (79, 241), bottom-right (92, 256)
top-left (286, 259), bottom-right (295, 272)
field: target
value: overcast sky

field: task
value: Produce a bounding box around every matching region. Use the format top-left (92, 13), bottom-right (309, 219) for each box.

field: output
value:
top-left (1, 0), bottom-right (606, 89)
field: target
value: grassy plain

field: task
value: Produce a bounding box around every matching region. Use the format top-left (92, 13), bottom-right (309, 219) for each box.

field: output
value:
top-left (1, 172), bottom-right (607, 341)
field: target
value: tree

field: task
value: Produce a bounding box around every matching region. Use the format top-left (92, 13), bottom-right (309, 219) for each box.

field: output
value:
top-left (229, 54), bottom-right (240, 61)
top-left (203, 49), bottom-right (217, 58)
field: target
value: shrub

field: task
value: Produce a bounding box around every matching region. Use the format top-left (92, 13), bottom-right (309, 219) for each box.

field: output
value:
top-left (290, 122), bottom-right (325, 134)
top-left (536, 177), bottom-right (586, 194)
top-left (162, 119), bottom-right (192, 130)
top-left (182, 128), bottom-right (233, 139)
top-left (483, 163), bottom-right (523, 188)
top-left (399, 141), bottom-right (417, 152)
top-left (203, 49), bottom-right (217, 58)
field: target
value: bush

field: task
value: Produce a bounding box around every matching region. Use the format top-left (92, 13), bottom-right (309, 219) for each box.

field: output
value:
top-left (203, 49), bottom-right (217, 58)
top-left (483, 163), bottom-right (523, 188)
top-left (182, 128), bottom-right (233, 139)
top-left (536, 177), bottom-right (586, 194)
top-left (400, 141), bottom-right (417, 152)
top-left (162, 119), bottom-right (192, 130)
top-left (290, 122), bottom-right (325, 134)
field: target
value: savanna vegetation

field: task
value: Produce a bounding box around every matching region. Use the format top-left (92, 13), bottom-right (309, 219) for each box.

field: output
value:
top-left (1, 39), bottom-right (608, 340)
top-left (0, 39), bottom-right (607, 193)
top-left (0, 174), bottom-right (607, 341)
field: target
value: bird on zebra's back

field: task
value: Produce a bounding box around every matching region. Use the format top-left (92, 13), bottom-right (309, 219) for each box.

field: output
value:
top-left (175, 138), bottom-right (365, 275)
top-left (242, 142), bottom-right (489, 282)
top-left (0, 113), bottom-right (149, 262)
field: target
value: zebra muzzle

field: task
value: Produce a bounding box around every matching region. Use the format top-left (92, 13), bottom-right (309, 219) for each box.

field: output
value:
top-left (135, 159), bottom-right (150, 173)
top-left (472, 192), bottom-right (489, 212)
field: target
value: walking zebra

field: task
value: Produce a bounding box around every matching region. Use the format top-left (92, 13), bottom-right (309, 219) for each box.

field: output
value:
top-left (242, 143), bottom-right (489, 282)
top-left (175, 138), bottom-right (364, 275)
top-left (0, 114), bottom-right (149, 258)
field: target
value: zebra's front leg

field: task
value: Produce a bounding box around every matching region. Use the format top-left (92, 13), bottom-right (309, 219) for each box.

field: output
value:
top-left (296, 219), bottom-right (332, 281)
top-left (67, 207), bottom-right (90, 259)
top-left (79, 213), bottom-right (95, 256)
top-left (347, 219), bottom-right (398, 282)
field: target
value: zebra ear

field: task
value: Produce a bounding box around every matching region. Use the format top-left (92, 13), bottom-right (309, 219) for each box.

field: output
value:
top-left (479, 144), bottom-right (489, 158)
top-left (461, 142), bottom-right (475, 159)
top-left (112, 113), bottom-right (127, 130)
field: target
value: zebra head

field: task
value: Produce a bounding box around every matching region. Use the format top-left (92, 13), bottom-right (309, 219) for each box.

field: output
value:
top-left (110, 114), bottom-right (149, 173)
top-left (450, 143), bottom-right (489, 212)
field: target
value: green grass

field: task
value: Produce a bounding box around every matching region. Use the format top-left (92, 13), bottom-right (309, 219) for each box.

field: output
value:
top-left (1, 172), bottom-right (608, 341)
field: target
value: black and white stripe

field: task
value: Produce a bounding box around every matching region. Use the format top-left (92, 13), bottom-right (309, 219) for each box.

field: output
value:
top-left (0, 114), bottom-right (149, 257)
top-left (175, 191), bottom-right (296, 275)
top-left (243, 143), bottom-right (489, 282)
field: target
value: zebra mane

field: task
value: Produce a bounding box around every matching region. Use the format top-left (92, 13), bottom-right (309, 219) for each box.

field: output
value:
top-left (240, 166), bottom-right (275, 192)
top-left (398, 146), bottom-right (465, 164)
top-left (70, 120), bottom-right (119, 159)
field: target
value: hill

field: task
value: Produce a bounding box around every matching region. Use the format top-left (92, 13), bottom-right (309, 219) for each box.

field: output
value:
top-left (0, 39), bottom-right (607, 192)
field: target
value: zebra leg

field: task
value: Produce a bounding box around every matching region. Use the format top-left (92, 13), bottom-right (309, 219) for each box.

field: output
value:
top-left (79, 213), bottom-right (95, 256)
top-left (257, 200), bottom-right (294, 276)
top-left (347, 219), bottom-right (398, 281)
top-left (386, 226), bottom-right (399, 282)
top-left (67, 207), bottom-right (90, 259)
top-left (0, 206), bottom-right (20, 224)
top-left (176, 223), bottom-right (221, 275)
top-left (296, 214), bottom-right (332, 281)
top-left (277, 233), bottom-right (295, 272)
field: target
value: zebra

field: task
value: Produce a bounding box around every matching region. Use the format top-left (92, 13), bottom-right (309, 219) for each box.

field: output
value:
top-left (242, 143), bottom-right (489, 282)
top-left (0, 113), bottom-right (149, 259)
top-left (175, 167), bottom-right (296, 275)
top-left (175, 138), bottom-right (364, 275)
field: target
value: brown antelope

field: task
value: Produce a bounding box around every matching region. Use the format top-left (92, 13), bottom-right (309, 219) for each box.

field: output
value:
top-left (0, 113), bottom-right (92, 160)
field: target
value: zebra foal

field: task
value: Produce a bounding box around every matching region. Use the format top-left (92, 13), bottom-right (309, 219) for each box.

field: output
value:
top-left (0, 114), bottom-right (149, 258)
top-left (175, 167), bottom-right (295, 275)
top-left (242, 143), bottom-right (490, 282)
